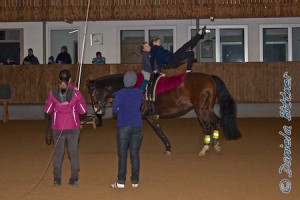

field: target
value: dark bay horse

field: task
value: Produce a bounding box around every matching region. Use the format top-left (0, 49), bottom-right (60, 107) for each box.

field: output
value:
top-left (87, 73), bottom-right (241, 156)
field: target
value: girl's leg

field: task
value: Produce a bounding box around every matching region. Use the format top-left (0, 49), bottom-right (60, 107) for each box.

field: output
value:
top-left (129, 126), bottom-right (143, 184)
top-left (53, 130), bottom-right (67, 181)
top-left (66, 129), bottom-right (80, 181)
top-left (173, 26), bottom-right (206, 56)
top-left (140, 70), bottom-right (150, 91)
top-left (167, 50), bottom-right (195, 70)
top-left (117, 126), bottom-right (130, 184)
top-left (174, 33), bottom-right (203, 56)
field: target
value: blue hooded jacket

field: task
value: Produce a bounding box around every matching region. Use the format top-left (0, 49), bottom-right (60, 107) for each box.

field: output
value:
top-left (150, 45), bottom-right (172, 68)
top-left (113, 87), bottom-right (143, 127)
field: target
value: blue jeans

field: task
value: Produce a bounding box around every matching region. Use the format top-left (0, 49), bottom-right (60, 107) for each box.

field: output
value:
top-left (53, 129), bottom-right (80, 180)
top-left (116, 126), bottom-right (143, 184)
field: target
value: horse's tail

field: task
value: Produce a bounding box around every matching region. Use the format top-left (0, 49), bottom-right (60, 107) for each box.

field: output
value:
top-left (211, 75), bottom-right (241, 140)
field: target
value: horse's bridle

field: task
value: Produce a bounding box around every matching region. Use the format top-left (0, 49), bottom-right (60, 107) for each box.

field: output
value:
top-left (89, 84), bottom-right (113, 115)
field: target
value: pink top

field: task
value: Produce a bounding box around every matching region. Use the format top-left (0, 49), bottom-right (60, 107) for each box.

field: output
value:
top-left (44, 84), bottom-right (87, 130)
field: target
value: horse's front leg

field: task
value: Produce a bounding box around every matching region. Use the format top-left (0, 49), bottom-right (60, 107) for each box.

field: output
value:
top-left (96, 113), bottom-right (103, 127)
top-left (145, 115), bottom-right (172, 155)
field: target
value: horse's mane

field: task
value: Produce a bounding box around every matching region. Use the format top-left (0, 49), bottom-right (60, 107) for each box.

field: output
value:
top-left (91, 74), bottom-right (124, 89)
top-left (93, 74), bottom-right (124, 82)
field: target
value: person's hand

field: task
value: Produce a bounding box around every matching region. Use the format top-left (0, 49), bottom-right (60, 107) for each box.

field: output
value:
top-left (153, 70), bottom-right (158, 74)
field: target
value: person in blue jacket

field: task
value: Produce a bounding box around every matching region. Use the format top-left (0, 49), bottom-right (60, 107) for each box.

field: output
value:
top-left (150, 26), bottom-right (206, 73)
top-left (111, 71), bottom-right (143, 189)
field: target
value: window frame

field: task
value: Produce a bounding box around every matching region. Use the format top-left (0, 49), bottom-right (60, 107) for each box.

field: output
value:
top-left (0, 28), bottom-right (24, 64)
top-left (47, 27), bottom-right (80, 64)
top-left (117, 26), bottom-right (176, 63)
top-left (259, 24), bottom-right (300, 61)
top-left (188, 25), bottom-right (248, 62)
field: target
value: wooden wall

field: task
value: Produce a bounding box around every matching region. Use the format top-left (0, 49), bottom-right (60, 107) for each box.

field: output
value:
top-left (0, 0), bottom-right (300, 22)
top-left (0, 62), bottom-right (299, 104)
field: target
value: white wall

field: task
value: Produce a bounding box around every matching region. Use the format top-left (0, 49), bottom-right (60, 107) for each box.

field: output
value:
top-left (0, 22), bottom-right (43, 64)
top-left (1, 17), bottom-right (299, 64)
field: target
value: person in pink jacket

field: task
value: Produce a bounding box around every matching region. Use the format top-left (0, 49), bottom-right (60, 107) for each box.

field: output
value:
top-left (45, 69), bottom-right (87, 186)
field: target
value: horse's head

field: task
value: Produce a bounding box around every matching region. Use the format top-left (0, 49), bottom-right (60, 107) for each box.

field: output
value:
top-left (87, 79), bottom-right (115, 115)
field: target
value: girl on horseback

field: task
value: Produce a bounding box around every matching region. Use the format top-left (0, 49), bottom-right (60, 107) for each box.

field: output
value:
top-left (150, 26), bottom-right (206, 73)
top-left (139, 42), bottom-right (163, 91)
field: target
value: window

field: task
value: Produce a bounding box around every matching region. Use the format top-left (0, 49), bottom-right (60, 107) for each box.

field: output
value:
top-left (260, 25), bottom-right (300, 62)
top-left (292, 27), bottom-right (300, 61)
top-left (191, 29), bottom-right (216, 62)
top-left (120, 30), bottom-right (145, 64)
top-left (0, 29), bottom-right (23, 65)
top-left (263, 28), bottom-right (288, 61)
top-left (118, 27), bottom-right (175, 63)
top-left (50, 29), bottom-right (79, 64)
top-left (190, 26), bottom-right (247, 62)
top-left (220, 29), bottom-right (244, 62)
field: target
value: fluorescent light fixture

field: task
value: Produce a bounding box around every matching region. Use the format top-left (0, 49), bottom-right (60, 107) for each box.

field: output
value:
top-left (64, 19), bottom-right (73, 24)
top-left (69, 29), bottom-right (78, 34)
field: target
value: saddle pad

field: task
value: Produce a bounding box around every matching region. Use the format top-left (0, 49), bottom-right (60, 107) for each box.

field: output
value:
top-left (136, 73), bottom-right (186, 95)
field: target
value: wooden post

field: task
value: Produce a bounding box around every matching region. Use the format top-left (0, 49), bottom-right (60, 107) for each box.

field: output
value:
top-left (2, 100), bottom-right (9, 123)
top-left (196, 18), bottom-right (201, 61)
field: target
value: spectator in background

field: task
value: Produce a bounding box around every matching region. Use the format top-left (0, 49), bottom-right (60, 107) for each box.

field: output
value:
top-left (92, 52), bottom-right (106, 64)
top-left (56, 46), bottom-right (72, 64)
top-left (48, 56), bottom-right (55, 64)
top-left (23, 48), bottom-right (40, 65)
top-left (4, 57), bottom-right (16, 65)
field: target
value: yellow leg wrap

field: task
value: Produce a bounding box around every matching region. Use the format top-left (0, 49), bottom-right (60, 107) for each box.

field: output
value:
top-left (213, 130), bottom-right (219, 140)
top-left (204, 135), bottom-right (211, 145)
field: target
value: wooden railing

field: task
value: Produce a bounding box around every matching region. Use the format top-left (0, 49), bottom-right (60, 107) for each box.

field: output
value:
top-left (0, 62), bottom-right (299, 104)
top-left (0, 0), bottom-right (299, 22)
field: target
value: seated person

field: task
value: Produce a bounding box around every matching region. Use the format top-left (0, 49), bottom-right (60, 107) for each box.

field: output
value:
top-left (92, 52), bottom-right (106, 64)
top-left (56, 46), bottom-right (72, 64)
top-left (48, 56), bottom-right (55, 64)
top-left (23, 48), bottom-right (40, 65)
top-left (4, 57), bottom-right (16, 65)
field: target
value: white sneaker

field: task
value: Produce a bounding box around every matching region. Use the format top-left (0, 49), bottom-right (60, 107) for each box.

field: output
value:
top-left (186, 69), bottom-right (192, 73)
top-left (111, 182), bottom-right (125, 188)
top-left (132, 183), bottom-right (139, 188)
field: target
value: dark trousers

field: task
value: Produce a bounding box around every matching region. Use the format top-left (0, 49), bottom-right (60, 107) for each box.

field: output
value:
top-left (53, 129), bottom-right (80, 180)
top-left (167, 33), bottom-right (204, 70)
top-left (116, 126), bottom-right (143, 184)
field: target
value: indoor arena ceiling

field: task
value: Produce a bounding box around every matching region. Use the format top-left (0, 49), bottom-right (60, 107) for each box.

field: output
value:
top-left (0, 0), bottom-right (299, 22)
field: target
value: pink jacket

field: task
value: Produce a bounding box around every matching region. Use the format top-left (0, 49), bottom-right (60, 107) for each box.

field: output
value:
top-left (44, 84), bottom-right (87, 130)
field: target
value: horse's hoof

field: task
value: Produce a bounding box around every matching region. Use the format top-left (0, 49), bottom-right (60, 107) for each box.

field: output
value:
top-left (214, 144), bottom-right (222, 153)
top-left (165, 151), bottom-right (172, 156)
top-left (198, 151), bottom-right (208, 156)
top-left (198, 145), bottom-right (209, 156)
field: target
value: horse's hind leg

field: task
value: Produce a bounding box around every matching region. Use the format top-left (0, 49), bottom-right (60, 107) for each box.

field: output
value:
top-left (145, 115), bottom-right (172, 155)
top-left (196, 110), bottom-right (212, 156)
top-left (212, 112), bottom-right (222, 153)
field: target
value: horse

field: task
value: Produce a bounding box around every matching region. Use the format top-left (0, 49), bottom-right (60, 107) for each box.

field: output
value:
top-left (87, 72), bottom-right (241, 156)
